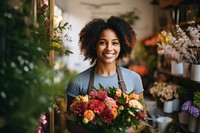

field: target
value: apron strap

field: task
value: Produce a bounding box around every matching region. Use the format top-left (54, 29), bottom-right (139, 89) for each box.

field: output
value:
top-left (88, 65), bottom-right (127, 92)
top-left (116, 65), bottom-right (127, 92)
top-left (88, 65), bottom-right (95, 93)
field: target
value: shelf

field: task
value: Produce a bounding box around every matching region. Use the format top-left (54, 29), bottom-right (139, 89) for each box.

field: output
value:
top-left (157, 68), bottom-right (200, 90)
top-left (159, 0), bottom-right (183, 9)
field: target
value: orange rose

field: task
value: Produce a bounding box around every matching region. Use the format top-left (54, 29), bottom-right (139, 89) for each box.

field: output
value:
top-left (112, 108), bottom-right (118, 119)
top-left (84, 110), bottom-right (95, 121)
top-left (129, 93), bottom-right (139, 101)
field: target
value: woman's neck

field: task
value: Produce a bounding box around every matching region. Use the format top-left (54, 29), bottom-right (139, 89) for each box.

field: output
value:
top-left (95, 62), bottom-right (117, 76)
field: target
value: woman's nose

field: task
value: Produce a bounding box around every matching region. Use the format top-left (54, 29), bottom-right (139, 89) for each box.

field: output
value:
top-left (106, 43), bottom-right (112, 50)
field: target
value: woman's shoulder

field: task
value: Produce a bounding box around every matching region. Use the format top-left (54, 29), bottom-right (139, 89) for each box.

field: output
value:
top-left (73, 67), bottom-right (91, 80)
top-left (120, 66), bottom-right (140, 78)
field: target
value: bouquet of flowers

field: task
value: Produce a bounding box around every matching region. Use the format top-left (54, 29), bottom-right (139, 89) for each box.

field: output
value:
top-left (149, 81), bottom-right (180, 102)
top-left (66, 85), bottom-right (147, 133)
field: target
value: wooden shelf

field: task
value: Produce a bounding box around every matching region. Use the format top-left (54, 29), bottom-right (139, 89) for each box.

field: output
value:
top-left (159, 0), bottom-right (183, 9)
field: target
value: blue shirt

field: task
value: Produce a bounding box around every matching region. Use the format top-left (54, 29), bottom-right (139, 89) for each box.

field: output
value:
top-left (67, 66), bottom-right (144, 97)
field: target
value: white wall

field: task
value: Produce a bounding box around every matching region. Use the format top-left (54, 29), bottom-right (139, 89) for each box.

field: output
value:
top-left (57, 0), bottom-right (154, 73)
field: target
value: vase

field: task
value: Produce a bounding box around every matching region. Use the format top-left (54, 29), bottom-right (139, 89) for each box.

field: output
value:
top-left (156, 116), bottom-right (172, 133)
top-left (196, 118), bottom-right (200, 133)
top-left (188, 115), bottom-right (198, 133)
top-left (191, 64), bottom-right (200, 82)
top-left (178, 111), bottom-right (190, 125)
top-left (171, 61), bottom-right (183, 75)
top-left (163, 100), bottom-right (173, 113)
top-left (173, 99), bottom-right (180, 111)
top-left (183, 62), bottom-right (191, 78)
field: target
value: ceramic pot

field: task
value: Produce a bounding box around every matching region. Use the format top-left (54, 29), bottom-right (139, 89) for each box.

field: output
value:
top-left (188, 115), bottom-right (198, 133)
top-left (191, 64), bottom-right (200, 82)
top-left (163, 100), bottom-right (173, 113)
top-left (171, 61), bottom-right (183, 75)
top-left (173, 99), bottom-right (180, 111)
top-left (178, 111), bottom-right (190, 125)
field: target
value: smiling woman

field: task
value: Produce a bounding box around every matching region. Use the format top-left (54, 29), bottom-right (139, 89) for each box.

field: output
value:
top-left (65, 16), bottom-right (147, 133)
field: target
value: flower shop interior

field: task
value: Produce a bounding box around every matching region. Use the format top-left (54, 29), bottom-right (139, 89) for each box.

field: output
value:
top-left (1, 0), bottom-right (200, 133)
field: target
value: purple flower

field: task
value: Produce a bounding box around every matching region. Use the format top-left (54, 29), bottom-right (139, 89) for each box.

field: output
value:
top-left (181, 100), bottom-right (192, 111)
top-left (188, 105), bottom-right (200, 117)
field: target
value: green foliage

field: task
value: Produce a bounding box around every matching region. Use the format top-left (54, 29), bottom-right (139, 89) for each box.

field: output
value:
top-left (193, 91), bottom-right (200, 108)
top-left (118, 8), bottom-right (140, 26)
top-left (0, 1), bottom-right (55, 133)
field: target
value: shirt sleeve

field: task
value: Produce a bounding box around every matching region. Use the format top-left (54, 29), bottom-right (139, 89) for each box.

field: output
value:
top-left (66, 76), bottom-right (81, 98)
top-left (134, 74), bottom-right (144, 94)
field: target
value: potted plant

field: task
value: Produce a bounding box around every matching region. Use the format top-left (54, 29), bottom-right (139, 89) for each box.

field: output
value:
top-left (149, 81), bottom-right (180, 113)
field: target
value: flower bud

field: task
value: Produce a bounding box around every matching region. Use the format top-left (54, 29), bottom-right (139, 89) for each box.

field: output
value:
top-left (118, 105), bottom-right (124, 111)
top-left (82, 118), bottom-right (89, 124)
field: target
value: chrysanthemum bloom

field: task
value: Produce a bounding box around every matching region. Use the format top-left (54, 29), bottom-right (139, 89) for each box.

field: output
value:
top-left (128, 100), bottom-right (143, 110)
top-left (89, 90), bottom-right (108, 101)
top-left (100, 107), bottom-right (114, 123)
top-left (84, 110), bottom-right (95, 121)
top-left (88, 100), bottom-right (106, 114)
top-left (70, 101), bottom-right (88, 116)
top-left (129, 93), bottom-right (139, 101)
top-left (104, 97), bottom-right (118, 108)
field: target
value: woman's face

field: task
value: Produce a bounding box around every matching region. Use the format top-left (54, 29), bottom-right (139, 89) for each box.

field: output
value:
top-left (96, 28), bottom-right (121, 64)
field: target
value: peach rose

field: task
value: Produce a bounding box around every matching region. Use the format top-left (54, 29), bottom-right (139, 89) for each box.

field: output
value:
top-left (129, 93), bottom-right (139, 100)
top-left (84, 110), bottom-right (95, 121)
top-left (116, 88), bottom-right (122, 97)
top-left (128, 100), bottom-right (143, 110)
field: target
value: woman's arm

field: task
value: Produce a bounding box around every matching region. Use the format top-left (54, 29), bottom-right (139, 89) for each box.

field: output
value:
top-left (66, 95), bottom-right (89, 133)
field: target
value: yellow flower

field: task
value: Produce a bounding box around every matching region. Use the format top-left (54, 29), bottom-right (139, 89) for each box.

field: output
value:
top-left (81, 95), bottom-right (89, 102)
top-left (75, 95), bottom-right (89, 102)
top-left (53, 42), bottom-right (61, 48)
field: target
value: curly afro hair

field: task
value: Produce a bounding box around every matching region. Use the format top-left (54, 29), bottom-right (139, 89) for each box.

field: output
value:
top-left (79, 16), bottom-right (136, 64)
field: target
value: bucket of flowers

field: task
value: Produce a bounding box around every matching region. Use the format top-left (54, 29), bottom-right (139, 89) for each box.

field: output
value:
top-left (65, 84), bottom-right (147, 133)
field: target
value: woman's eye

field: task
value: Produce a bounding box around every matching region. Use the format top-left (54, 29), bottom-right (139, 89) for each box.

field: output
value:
top-left (98, 41), bottom-right (106, 45)
top-left (113, 42), bottom-right (119, 45)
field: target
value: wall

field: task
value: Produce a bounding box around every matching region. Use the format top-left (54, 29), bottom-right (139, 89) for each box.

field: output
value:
top-left (56, 0), bottom-right (154, 73)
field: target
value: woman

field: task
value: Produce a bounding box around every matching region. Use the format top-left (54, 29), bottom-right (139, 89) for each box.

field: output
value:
top-left (66, 16), bottom-right (146, 133)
